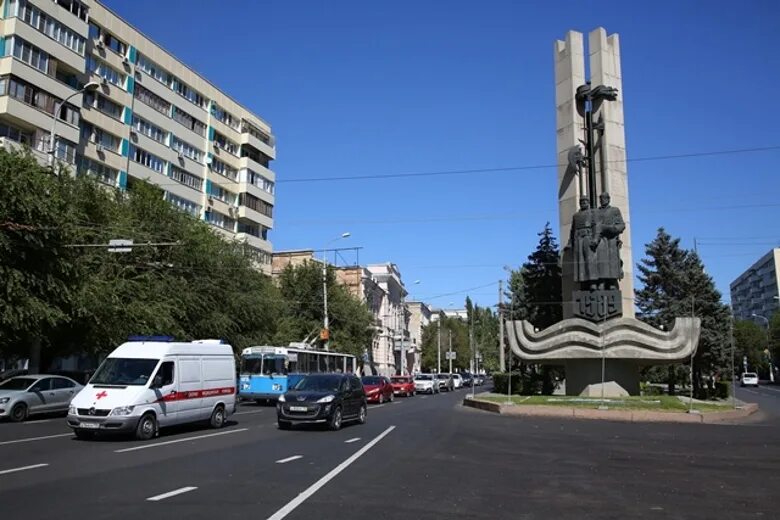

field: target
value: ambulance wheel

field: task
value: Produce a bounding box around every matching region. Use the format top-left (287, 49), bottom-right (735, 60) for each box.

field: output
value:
top-left (135, 413), bottom-right (157, 441)
top-left (210, 405), bottom-right (226, 429)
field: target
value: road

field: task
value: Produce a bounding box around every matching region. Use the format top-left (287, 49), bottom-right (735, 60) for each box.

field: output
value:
top-left (0, 385), bottom-right (778, 520)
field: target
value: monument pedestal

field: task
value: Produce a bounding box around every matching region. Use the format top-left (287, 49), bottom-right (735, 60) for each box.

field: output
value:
top-left (564, 359), bottom-right (638, 396)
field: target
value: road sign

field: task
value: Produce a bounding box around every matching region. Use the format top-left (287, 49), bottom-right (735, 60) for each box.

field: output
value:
top-left (446, 352), bottom-right (456, 360)
top-left (107, 239), bottom-right (133, 253)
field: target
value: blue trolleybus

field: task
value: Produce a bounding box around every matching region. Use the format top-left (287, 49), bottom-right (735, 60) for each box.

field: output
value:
top-left (238, 345), bottom-right (357, 403)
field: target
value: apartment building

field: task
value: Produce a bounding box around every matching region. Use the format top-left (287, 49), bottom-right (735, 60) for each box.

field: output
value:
top-left (405, 301), bottom-right (430, 374)
top-left (0, 0), bottom-right (276, 269)
top-left (730, 248), bottom-right (780, 322)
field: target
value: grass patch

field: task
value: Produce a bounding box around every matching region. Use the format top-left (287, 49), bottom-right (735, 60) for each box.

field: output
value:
top-left (476, 393), bottom-right (731, 413)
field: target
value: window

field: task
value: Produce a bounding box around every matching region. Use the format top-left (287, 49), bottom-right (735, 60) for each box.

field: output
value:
top-left (43, 137), bottom-right (77, 163)
top-left (214, 132), bottom-right (238, 155)
top-left (164, 192), bottom-right (201, 217)
top-left (18, 0), bottom-right (86, 55)
top-left (134, 83), bottom-right (170, 115)
top-left (136, 53), bottom-right (172, 86)
top-left (171, 136), bottom-right (203, 162)
top-left (102, 32), bottom-right (126, 56)
top-left (55, 0), bottom-right (88, 22)
top-left (172, 106), bottom-right (206, 136)
top-left (84, 91), bottom-right (122, 119)
top-left (0, 122), bottom-right (32, 145)
top-left (205, 210), bottom-right (235, 231)
top-left (81, 123), bottom-right (120, 152)
top-left (77, 155), bottom-right (118, 185)
top-left (30, 378), bottom-right (53, 392)
top-left (132, 114), bottom-right (167, 143)
top-left (153, 361), bottom-right (175, 387)
top-left (86, 56), bottom-right (125, 88)
top-left (130, 145), bottom-right (165, 173)
top-left (52, 378), bottom-right (75, 389)
top-left (2, 75), bottom-right (79, 125)
top-left (209, 183), bottom-right (238, 206)
top-left (212, 158), bottom-right (238, 181)
top-left (239, 193), bottom-right (273, 217)
top-left (211, 103), bottom-right (240, 130)
top-left (172, 78), bottom-right (206, 108)
top-left (240, 169), bottom-right (275, 194)
top-left (169, 165), bottom-right (203, 191)
top-left (10, 37), bottom-right (50, 74)
top-left (241, 121), bottom-right (273, 146)
top-left (88, 22), bottom-right (100, 40)
top-left (241, 145), bottom-right (271, 168)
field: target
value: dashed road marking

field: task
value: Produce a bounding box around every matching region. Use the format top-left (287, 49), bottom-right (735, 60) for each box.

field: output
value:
top-left (147, 486), bottom-right (198, 502)
top-left (276, 455), bottom-right (303, 464)
top-left (0, 433), bottom-right (72, 446)
top-left (344, 437), bottom-right (361, 444)
top-left (236, 409), bottom-right (265, 415)
top-left (0, 463), bottom-right (49, 476)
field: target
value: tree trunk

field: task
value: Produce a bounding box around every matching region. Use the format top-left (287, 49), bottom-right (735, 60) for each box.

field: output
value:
top-left (667, 365), bottom-right (676, 395)
top-left (28, 336), bottom-right (42, 374)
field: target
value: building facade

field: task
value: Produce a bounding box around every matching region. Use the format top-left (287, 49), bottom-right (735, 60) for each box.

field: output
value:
top-left (367, 263), bottom-right (411, 377)
top-left (0, 0), bottom-right (276, 269)
top-left (730, 248), bottom-right (780, 321)
top-left (406, 301), bottom-right (430, 374)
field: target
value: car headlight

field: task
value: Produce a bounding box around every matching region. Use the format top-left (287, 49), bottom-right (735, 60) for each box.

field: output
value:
top-left (0, 397), bottom-right (9, 404)
top-left (278, 394), bottom-right (286, 403)
top-left (68, 405), bottom-right (77, 415)
top-left (316, 395), bottom-right (335, 403)
top-left (109, 405), bottom-right (135, 416)
top-left (368, 388), bottom-right (379, 394)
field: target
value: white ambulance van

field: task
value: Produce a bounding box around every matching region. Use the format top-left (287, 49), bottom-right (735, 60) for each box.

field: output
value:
top-left (67, 337), bottom-right (237, 440)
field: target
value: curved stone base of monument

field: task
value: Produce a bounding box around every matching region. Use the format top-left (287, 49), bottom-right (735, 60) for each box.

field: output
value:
top-left (506, 317), bottom-right (701, 396)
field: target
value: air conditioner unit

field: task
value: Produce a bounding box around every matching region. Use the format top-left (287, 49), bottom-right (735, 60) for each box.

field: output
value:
top-left (96, 144), bottom-right (105, 152)
top-left (101, 77), bottom-right (108, 86)
top-left (207, 196), bottom-right (214, 206)
top-left (122, 55), bottom-right (130, 65)
top-left (95, 40), bottom-right (105, 50)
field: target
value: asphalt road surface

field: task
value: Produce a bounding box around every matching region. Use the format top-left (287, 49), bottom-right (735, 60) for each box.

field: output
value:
top-left (0, 385), bottom-right (778, 520)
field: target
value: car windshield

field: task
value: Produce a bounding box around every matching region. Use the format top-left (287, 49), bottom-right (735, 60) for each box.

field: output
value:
top-left (416, 375), bottom-right (432, 381)
top-left (0, 377), bottom-right (36, 390)
top-left (362, 376), bottom-right (383, 385)
top-left (392, 377), bottom-right (411, 383)
top-left (90, 358), bottom-right (159, 386)
top-left (744, 373), bottom-right (757, 378)
top-left (241, 355), bottom-right (287, 375)
top-left (293, 375), bottom-right (342, 392)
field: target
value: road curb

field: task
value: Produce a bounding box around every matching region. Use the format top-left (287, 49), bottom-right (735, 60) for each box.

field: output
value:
top-left (462, 397), bottom-right (759, 424)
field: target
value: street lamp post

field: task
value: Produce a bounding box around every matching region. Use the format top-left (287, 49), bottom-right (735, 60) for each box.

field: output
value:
top-left (49, 81), bottom-right (100, 167)
top-left (322, 232), bottom-right (350, 351)
top-left (752, 313), bottom-right (774, 383)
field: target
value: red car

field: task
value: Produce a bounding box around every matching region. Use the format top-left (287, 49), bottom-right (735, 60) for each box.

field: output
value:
top-left (390, 376), bottom-right (415, 397)
top-left (361, 376), bottom-right (394, 404)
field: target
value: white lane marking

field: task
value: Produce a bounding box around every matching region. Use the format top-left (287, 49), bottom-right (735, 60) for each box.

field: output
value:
top-left (391, 401), bottom-right (400, 405)
top-left (22, 419), bottom-right (55, 424)
top-left (146, 486), bottom-right (198, 502)
top-left (372, 404), bottom-right (386, 409)
top-left (266, 425), bottom-right (396, 520)
top-left (420, 396), bottom-right (427, 399)
top-left (0, 433), bottom-right (72, 446)
top-left (115, 428), bottom-right (248, 453)
top-left (0, 463), bottom-right (49, 476)
top-left (757, 385), bottom-right (780, 394)
top-left (235, 409), bottom-right (264, 415)
top-left (344, 437), bottom-right (361, 444)
top-left (744, 390), bottom-right (760, 395)
top-left (276, 455), bottom-right (303, 464)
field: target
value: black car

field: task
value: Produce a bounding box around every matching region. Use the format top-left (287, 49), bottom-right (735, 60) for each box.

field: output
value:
top-left (277, 373), bottom-right (367, 431)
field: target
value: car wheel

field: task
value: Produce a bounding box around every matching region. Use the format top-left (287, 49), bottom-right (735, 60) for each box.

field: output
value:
top-left (357, 404), bottom-right (367, 425)
top-left (328, 407), bottom-right (343, 431)
top-left (278, 420), bottom-right (291, 430)
top-left (9, 403), bottom-right (27, 422)
top-left (135, 413), bottom-right (157, 441)
top-left (209, 405), bottom-right (225, 429)
top-left (74, 429), bottom-right (94, 440)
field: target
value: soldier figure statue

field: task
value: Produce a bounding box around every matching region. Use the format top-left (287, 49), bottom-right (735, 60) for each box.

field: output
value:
top-left (591, 192), bottom-right (625, 290)
top-left (567, 195), bottom-right (599, 290)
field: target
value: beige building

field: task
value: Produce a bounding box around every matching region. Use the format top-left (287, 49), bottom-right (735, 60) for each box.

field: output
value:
top-left (406, 301), bottom-right (431, 374)
top-left (0, 0), bottom-right (276, 269)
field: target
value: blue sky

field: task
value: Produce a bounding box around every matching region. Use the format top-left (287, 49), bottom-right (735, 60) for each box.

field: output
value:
top-left (106, 0), bottom-right (780, 309)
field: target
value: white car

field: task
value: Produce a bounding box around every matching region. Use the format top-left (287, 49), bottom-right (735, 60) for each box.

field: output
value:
top-left (740, 372), bottom-right (759, 387)
top-left (451, 374), bottom-right (464, 389)
top-left (414, 374), bottom-right (438, 394)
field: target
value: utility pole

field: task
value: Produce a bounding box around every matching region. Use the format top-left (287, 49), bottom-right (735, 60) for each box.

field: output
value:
top-left (448, 330), bottom-right (453, 374)
top-left (498, 280), bottom-right (505, 372)
top-left (437, 317), bottom-right (442, 374)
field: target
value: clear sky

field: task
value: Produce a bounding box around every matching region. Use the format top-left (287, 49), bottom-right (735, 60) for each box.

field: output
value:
top-left (106, 0), bottom-right (780, 309)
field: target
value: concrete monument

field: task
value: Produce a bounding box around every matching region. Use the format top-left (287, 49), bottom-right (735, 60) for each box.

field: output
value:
top-left (506, 28), bottom-right (701, 396)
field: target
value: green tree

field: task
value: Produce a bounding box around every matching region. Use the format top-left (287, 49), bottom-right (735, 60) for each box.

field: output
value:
top-left (0, 150), bottom-right (81, 370)
top-left (420, 315), bottom-right (469, 373)
top-left (733, 320), bottom-right (768, 376)
top-left (503, 223), bottom-right (563, 393)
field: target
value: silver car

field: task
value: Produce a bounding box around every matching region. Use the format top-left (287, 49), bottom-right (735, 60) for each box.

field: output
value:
top-left (0, 375), bottom-right (83, 422)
